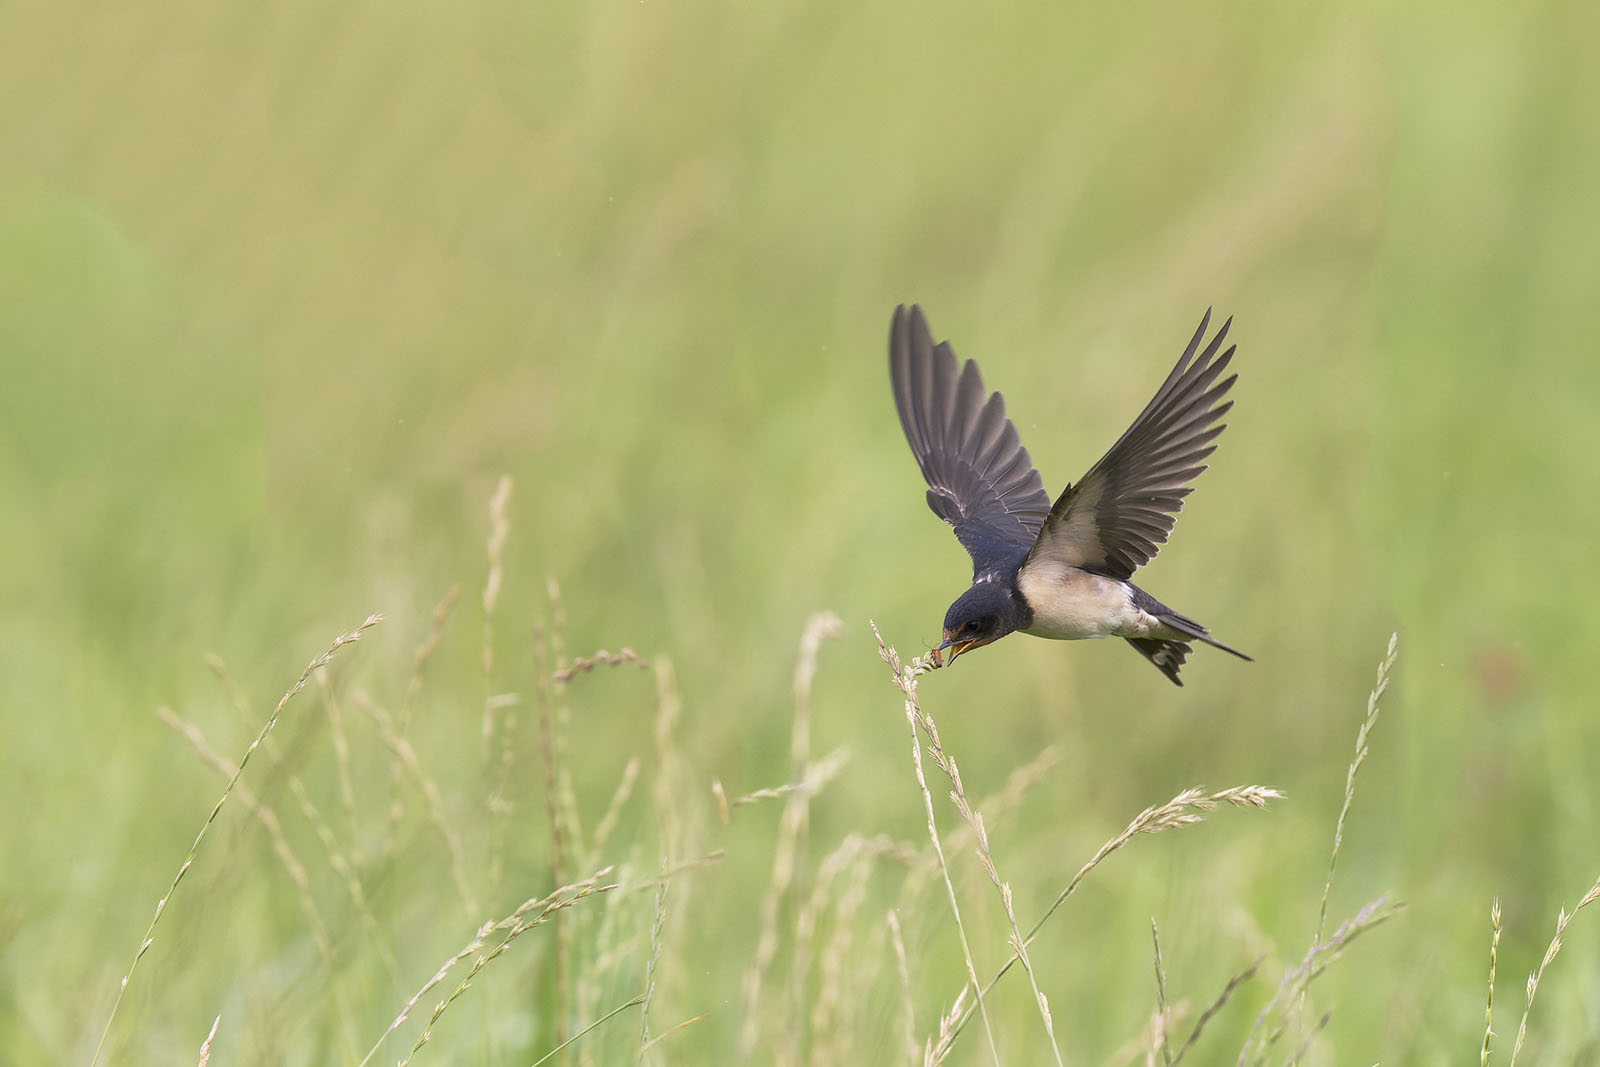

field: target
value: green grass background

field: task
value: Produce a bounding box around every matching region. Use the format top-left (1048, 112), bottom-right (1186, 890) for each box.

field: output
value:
top-left (4, 0), bottom-right (1600, 1062)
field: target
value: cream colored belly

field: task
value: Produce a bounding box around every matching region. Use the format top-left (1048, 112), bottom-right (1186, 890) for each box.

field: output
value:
top-left (1017, 560), bottom-right (1156, 641)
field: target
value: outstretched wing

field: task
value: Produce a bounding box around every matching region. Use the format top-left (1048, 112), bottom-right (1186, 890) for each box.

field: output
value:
top-left (1024, 311), bottom-right (1238, 581)
top-left (889, 304), bottom-right (1051, 575)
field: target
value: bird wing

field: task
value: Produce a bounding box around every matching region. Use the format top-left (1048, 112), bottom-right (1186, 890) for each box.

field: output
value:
top-left (1023, 311), bottom-right (1237, 581)
top-left (889, 304), bottom-right (1052, 574)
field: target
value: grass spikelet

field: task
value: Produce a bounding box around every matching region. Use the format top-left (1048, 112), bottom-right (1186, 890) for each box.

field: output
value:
top-left (739, 614), bottom-right (845, 1055)
top-left (810, 849), bottom-right (876, 1063)
top-left (1151, 918), bottom-right (1172, 1067)
top-left (1482, 897), bottom-right (1501, 1066)
top-left (361, 868), bottom-right (618, 1067)
top-left (196, 655), bottom-right (403, 987)
top-left (794, 835), bottom-right (916, 1062)
top-left (1317, 632), bottom-right (1398, 944)
top-left (318, 671), bottom-right (361, 859)
top-left (723, 746), bottom-right (851, 813)
top-left (1239, 895), bottom-right (1404, 1063)
top-left (196, 1015), bottom-right (219, 1067)
top-left (873, 624), bottom-right (1001, 1066)
top-left (640, 865), bottom-right (670, 1061)
top-left (355, 692), bottom-right (479, 920)
top-left (389, 585), bottom-right (462, 858)
top-left (552, 646), bottom-right (649, 682)
top-left (91, 613), bottom-right (382, 1067)
top-left (888, 909), bottom-right (918, 1066)
top-left (407, 583), bottom-right (462, 714)
top-left (962, 764), bottom-right (1062, 1063)
top-left (1169, 957), bottom-right (1261, 1065)
top-left (642, 654), bottom-right (698, 1060)
top-left (1508, 872), bottom-right (1600, 1066)
top-left (901, 744), bottom-right (1062, 905)
top-left (480, 474), bottom-right (512, 765)
top-left (156, 707), bottom-right (337, 963)
top-left (935, 782), bottom-right (1282, 1062)
top-left (589, 756), bottom-right (642, 868)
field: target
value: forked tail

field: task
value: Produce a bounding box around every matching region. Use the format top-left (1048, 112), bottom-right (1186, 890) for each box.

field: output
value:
top-left (1126, 638), bottom-right (1192, 686)
top-left (1158, 609), bottom-right (1253, 662)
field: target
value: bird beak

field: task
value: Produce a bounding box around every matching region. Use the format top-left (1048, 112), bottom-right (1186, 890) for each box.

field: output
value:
top-left (936, 631), bottom-right (977, 666)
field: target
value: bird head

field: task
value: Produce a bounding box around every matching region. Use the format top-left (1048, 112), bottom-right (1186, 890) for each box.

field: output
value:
top-left (938, 580), bottom-right (1028, 665)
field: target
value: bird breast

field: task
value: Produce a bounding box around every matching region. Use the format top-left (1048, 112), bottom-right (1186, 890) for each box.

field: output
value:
top-left (1017, 560), bottom-right (1146, 640)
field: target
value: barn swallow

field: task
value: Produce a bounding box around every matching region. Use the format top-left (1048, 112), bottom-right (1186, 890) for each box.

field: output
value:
top-left (889, 305), bottom-right (1250, 685)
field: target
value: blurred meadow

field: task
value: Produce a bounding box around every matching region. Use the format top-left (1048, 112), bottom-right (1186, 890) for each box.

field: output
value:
top-left (4, 0), bottom-right (1600, 1062)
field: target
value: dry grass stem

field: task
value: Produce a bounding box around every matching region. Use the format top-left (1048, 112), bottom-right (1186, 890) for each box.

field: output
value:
top-left (157, 709), bottom-right (341, 972)
top-left (807, 849), bottom-right (877, 1059)
top-left (902, 744), bottom-right (1063, 905)
top-left (644, 655), bottom-right (695, 1062)
top-left (589, 756), bottom-right (642, 868)
top-left (1508, 872), bottom-right (1600, 1066)
top-left (480, 474), bottom-right (512, 764)
top-left (530, 622), bottom-right (570, 1042)
top-left (544, 583), bottom-right (588, 862)
top-left (197, 1015), bottom-right (220, 1067)
top-left (738, 616), bottom-right (845, 1056)
top-left (790, 834), bottom-right (919, 1063)
top-left (91, 613), bottom-right (382, 1067)
top-left (639, 1011), bottom-right (711, 1054)
top-left (317, 672), bottom-right (361, 859)
top-left (575, 895), bottom-right (635, 1067)
top-left (552, 647), bottom-right (649, 682)
top-left (1097, 1002), bottom-right (1191, 1067)
top-left (1317, 632), bottom-right (1397, 944)
top-left (202, 652), bottom-right (398, 987)
top-left (1239, 895), bottom-right (1403, 1064)
top-left (724, 746), bottom-right (852, 812)
top-left (390, 585), bottom-right (462, 857)
top-left (782, 612), bottom-right (844, 1047)
top-left (650, 655), bottom-right (689, 861)
top-left (965, 778), bottom-right (1063, 1063)
top-left (937, 783), bottom-right (1282, 1062)
top-left (355, 691), bottom-right (479, 920)
top-left (361, 867), bottom-right (617, 1067)
top-left (199, 657), bottom-right (403, 986)
top-left (1482, 897), bottom-right (1501, 1066)
top-left (634, 849), bottom-right (727, 888)
top-left (1281, 1010), bottom-right (1331, 1067)
top-left (1151, 918), bottom-right (1172, 1067)
top-left (873, 624), bottom-right (1001, 1066)
top-left (1169, 957), bottom-right (1261, 1065)
top-left (889, 909), bottom-right (919, 1067)
top-left (407, 583), bottom-right (462, 713)
top-left (928, 987), bottom-right (971, 1066)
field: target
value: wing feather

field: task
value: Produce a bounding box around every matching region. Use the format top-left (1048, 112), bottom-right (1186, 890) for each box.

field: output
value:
top-left (1025, 311), bottom-right (1239, 580)
top-left (889, 305), bottom-right (1051, 573)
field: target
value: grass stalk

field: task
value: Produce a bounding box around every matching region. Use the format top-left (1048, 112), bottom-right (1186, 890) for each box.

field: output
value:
top-left (936, 783), bottom-right (1281, 1062)
top-left (1482, 898), bottom-right (1501, 1066)
top-left (1508, 873), bottom-right (1600, 1066)
top-left (1316, 632), bottom-right (1398, 943)
top-left (1151, 918), bottom-right (1172, 1067)
top-left (874, 625), bottom-right (1002, 1066)
top-left (361, 868), bottom-right (617, 1067)
top-left (91, 614), bottom-right (382, 1067)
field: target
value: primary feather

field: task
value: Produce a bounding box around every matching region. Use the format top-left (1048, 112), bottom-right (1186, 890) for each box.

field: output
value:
top-left (1024, 311), bottom-right (1238, 581)
top-left (888, 304), bottom-right (1051, 576)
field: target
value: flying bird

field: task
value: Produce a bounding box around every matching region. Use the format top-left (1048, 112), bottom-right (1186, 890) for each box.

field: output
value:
top-left (889, 304), bottom-right (1250, 685)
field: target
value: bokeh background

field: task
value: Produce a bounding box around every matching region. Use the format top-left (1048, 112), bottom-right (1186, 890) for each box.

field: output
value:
top-left (4, 0), bottom-right (1599, 1062)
